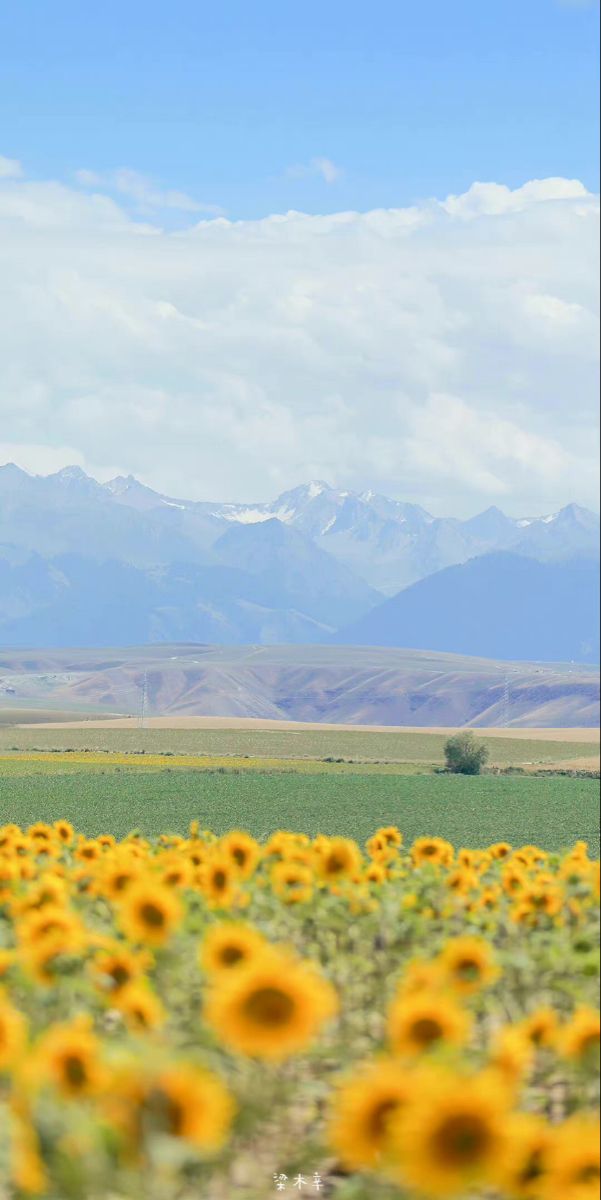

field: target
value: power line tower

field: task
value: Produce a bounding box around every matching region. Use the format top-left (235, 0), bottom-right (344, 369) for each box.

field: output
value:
top-left (138, 670), bottom-right (148, 729)
top-left (502, 673), bottom-right (511, 728)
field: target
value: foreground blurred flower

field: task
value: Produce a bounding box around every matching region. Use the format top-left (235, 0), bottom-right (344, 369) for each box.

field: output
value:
top-left (314, 836), bottom-right (362, 884)
top-left (204, 951), bottom-right (338, 1059)
top-left (545, 1114), bottom-right (600, 1200)
top-left (389, 1067), bottom-right (510, 1196)
top-left (200, 922), bottom-right (266, 974)
top-left (0, 994), bottom-right (28, 1072)
top-left (559, 1006), bottom-right (600, 1063)
top-left (118, 880), bottom-right (183, 947)
top-left (411, 837), bottom-right (454, 867)
top-left (500, 1112), bottom-right (555, 1200)
top-left (328, 1057), bottom-right (413, 1170)
top-left (387, 990), bottom-right (471, 1056)
top-left (438, 935), bottom-right (500, 995)
top-left (141, 1063), bottom-right (235, 1151)
top-left (36, 1017), bottom-right (105, 1098)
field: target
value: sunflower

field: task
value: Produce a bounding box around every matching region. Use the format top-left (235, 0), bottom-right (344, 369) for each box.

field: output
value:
top-left (113, 982), bottom-right (166, 1032)
top-left (545, 1114), bottom-right (600, 1200)
top-left (12, 873), bottom-right (68, 917)
top-left (387, 990), bottom-right (471, 1056)
top-left (27, 823), bottom-right (54, 845)
top-left (118, 881), bottom-right (183, 947)
top-left (0, 856), bottom-right (18, 902)
top-left (98, 853), bottom-right (144, 901)
top-left (142, 1063), bottom-right (235, 1151)
top-left (9, 1114), bottom-right (48, 1196)
top-left (512, 881), bottom-right (563, 922)
top-left (559, 1006), bottom-right (600, 1062)
top-left (0, 995), bottom-right (28, 1071)
top-left (219, 831), bottom-right (261, 879)
top-left (520, 1006), bottom-right (559, 1050)
top-left (0, 824), bottom-right (21, 851)
top-left (204, 951), bottom-right (338, 1059)
top-left (389, 1067), bottom-right (510, 1196)
top-left (200, 923), bottom-right (266, 975)
top-left (271, 861), bottom-right (314, 904)
top-left (36, 1017), bottom-right (105, 1098)
top-left (365, 862), bottom-right (388, 885)
top-left (478, 884), bottom-right (502, 911)
top-left (328, 1058), bottom-right (414, 1170)
top-left (438, 936), bottom-right (499, 995)
top-left (74, 839), bottom-right (103, 864)
top-left (53, 820), bottom-right (75, 845)
top-left (17, 904), bottom-right (83, 948)
top-left (157, 855), bottom-right (194, 890)
top-left (411, 837), bottom-right (454, 868)
top-left (500, 1113), bottom-right (556, 1199)
top-left (365, 834), bottom-right (394, 863)
top-left (91, 944), bottom-right (152, 995)
top-left (398, 958), bottom-right (446, 996)
top-left (445, 868), bottom-right (479, 896)
top-left (314, 837), bottom-right (362, 884)
top-left (502, 864), bottom-right (528, 895)
top-left (488, 1026), bottom-right (534, 1088)
top-left (200, 854), bottom-right (239, 908)
top-left (488, 841), bottom-right (512, 860)
top-left (366, 828), bottom-right (402, 863)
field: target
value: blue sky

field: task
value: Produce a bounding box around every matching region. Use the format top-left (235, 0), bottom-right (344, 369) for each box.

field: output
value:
top-left (0, 0), bottom-right (598, 513)
top-left (1, 0), bottom-right (598, 220)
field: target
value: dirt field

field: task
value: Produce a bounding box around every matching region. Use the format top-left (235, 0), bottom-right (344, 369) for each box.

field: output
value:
top-left (21, 715), bottom-right (600, 742)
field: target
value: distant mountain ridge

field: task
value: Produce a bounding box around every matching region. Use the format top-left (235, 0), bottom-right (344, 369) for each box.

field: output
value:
top-left (336, 553), bottom-right (600, 664)
top-left (0, 463), bottom-right (599, 657)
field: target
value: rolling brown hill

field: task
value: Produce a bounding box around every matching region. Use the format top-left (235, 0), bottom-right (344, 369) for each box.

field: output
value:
top-left (0, 645), bottom-right (598, 728)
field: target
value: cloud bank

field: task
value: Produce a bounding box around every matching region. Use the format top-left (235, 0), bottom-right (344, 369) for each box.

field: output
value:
top-left (0, 165), bottom-right (598, 514)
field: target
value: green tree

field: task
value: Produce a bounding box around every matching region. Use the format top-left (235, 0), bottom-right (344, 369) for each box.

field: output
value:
top-left (443, 732), bottom-right (489, 775)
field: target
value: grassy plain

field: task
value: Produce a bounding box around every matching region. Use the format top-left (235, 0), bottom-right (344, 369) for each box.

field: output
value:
top-left (0, 723), bottom-right (598, 766)
top-left (1, 765), bottom-right (598, 852)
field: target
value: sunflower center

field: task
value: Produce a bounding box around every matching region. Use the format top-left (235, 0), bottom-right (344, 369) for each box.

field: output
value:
top-left (575, 1163), bottom-right (600, 1183)
top-left (63, 1054), bottom-right (87, 1088)
top-left (221, 945), bottom-right (245, 965)
top-left (113, 873), bottom-right (132, 892)
top-left (368, 1097), bottom-right (401, 1141)
top-left (433, 1114), bottom-right (491, 1165)
top-left (410, 1017), bottom-right (444, 1047)
top-left (455, 959), bottom-right (481, 981)
top-left (326, 854), bottom-right (347, 875)
top-left (232, 848), bottom-right (247, 866)
top-left (110, 964), bottom-right (131, 987)
top-left (213, 870), bottom-right (227, 891)
top-left (147, 1088), bottom-right (185, 1136)
top-left (518, 1150), bottom-right (545, 1184)
top-left (421, 845), bottom-right (437, 857)
top-left (139, 902), bottom-right (166, 928)
top-left (244, 986), bottom-right (295, 1026)
top-left (579, 1033), bottom-right (600, 1055)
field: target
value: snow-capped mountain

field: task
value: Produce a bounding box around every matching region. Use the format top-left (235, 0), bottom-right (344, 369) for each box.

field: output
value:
top-left (0, 463), bottom-right (598, 652)
top-left (98, 474), bottom-right (601, 592)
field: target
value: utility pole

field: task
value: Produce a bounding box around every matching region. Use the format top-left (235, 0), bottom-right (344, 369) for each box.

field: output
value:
top-left (138, 670), bottom-right (148, 729)
top-left (502, 673), bottom-right (510, 728)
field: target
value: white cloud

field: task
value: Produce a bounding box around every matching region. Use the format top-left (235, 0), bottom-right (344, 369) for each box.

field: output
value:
top-left (286, 157), bottom-right (343, 184)
top-left (0, 171), bottom-right (598, 516)
top-left (75, 167), bottom-right (223, 215)
top-left (0, 155), bottom-right (23, 179)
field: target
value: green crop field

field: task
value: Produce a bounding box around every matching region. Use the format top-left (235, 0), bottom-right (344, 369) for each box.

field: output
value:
top-left (1, 766), bottom-right (598, 853)
top-left (0, 723), bottom-right (596, 766)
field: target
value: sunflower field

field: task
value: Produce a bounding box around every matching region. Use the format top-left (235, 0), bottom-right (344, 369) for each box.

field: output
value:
top-left (0, 820), bottom-right (599, 1200)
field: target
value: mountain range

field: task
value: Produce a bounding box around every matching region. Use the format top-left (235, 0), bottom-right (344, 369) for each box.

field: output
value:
top-left (0, 463), bottom-right (599, 661)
